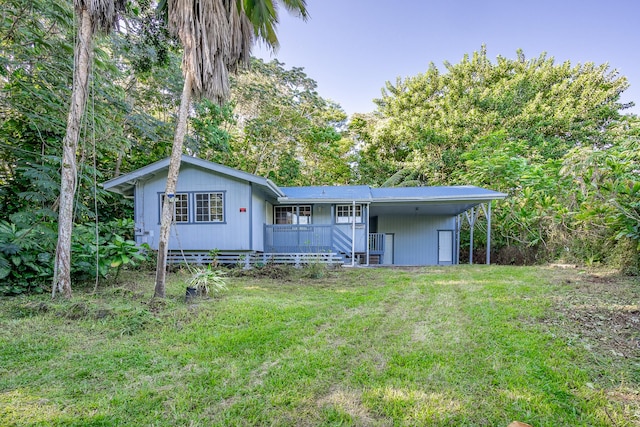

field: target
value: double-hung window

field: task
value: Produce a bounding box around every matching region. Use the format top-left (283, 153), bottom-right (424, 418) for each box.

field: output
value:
top-left (195, 192), bottom-right (224, 222)
top-left (160, 192), bottom-right (224, 223)
top-left (274, 205), bottom-right (311, 224)
top-left (161, 193), bottom-right (189, 223)
top-left (336, 204), bottom-right (362, 224)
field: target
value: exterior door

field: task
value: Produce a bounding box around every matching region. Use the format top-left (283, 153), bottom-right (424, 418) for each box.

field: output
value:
top-left (438, 230), bottom-right (453, 264)
top-left (382, 233), bottom-right (394, 265)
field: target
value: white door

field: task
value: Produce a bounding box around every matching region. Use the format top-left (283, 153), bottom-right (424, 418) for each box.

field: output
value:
top-left (438, 230), bottom-right (453, 264)
top-left (382, 233), bottom-right (394, 265)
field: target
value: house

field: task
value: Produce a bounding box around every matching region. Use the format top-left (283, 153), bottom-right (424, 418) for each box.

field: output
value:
top-left (102, 155), bottom-right (507, 266)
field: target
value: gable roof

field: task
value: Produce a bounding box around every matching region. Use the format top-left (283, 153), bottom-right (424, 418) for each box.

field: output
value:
top-left (102, 155), bottom-right (285, 197)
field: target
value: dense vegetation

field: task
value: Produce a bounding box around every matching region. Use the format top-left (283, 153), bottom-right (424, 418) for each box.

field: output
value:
top-left (351, 47), bottom-right (639, 270)
top-left (1, 3), bottom-right (638, 294)
top-left (1, 266), bottom-right (638, 425)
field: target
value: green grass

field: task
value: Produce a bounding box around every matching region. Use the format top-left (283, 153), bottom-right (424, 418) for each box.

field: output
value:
top-left (0, 266), bottom-right (638, 426)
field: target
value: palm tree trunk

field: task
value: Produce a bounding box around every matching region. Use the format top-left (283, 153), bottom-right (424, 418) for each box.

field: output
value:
top-left (52, 7), bottom-right (94, 299)
top-left (154, 73), bottom-right (193, 298)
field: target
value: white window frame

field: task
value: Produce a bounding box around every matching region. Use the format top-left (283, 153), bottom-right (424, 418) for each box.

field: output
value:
top-left (195, 192), bottom-right (224, 223)
top-left (274, 205), bottom-right (312, 225)
top-left (161, 193), bottom-right (189, 223)
top-left (336, 204), bottom-right (362, 224)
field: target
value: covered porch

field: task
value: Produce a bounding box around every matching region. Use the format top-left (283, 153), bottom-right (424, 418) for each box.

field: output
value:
top-left (264, 224), bottom-right (385, 263)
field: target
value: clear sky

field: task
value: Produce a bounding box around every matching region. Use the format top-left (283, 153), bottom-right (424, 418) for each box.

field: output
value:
top-left (254, 0), bottom-right (640, 117)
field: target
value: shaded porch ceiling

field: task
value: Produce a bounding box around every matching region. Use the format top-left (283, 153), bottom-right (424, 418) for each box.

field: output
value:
top-left (369, 200), bottom-right (492, 217)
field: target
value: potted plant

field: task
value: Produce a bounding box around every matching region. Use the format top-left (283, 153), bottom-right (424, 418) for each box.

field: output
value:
top-left (186, 266), bottom-right (227, 301)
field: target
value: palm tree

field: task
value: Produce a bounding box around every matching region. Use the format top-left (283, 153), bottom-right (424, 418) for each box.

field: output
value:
top-left (53, 0), bottom-right (126, 299)
top-left (154, 0), bottom-right (308, 297)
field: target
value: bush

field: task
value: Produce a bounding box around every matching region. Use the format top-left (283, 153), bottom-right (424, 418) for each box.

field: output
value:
top-left (301, 260), bottom-right (327, 279)
top-left (72, 219), bottom-right (151, 282)
top-left (0, 218), bottom-right (151, 295)
top-left (0, 220), bottom-right (55, 295)
top-left (607, 238), bottom-right (640, 276)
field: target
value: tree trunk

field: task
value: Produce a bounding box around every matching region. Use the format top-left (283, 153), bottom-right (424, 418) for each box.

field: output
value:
top-left (154, 74), bottom-right (193, 298)
top-left (52, 7), bottom-right (94, 299)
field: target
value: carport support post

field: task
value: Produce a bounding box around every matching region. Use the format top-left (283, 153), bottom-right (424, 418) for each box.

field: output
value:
top-left (486, 203), bottom-right (492, 265)
top-left (365, 204), bottom-right (370, 266)
top-left (468, 207), bottom-right (475, 264)
top-left (456, 214), bottom-right (461, 265)
top-left (351, 200), bottom-right (356, 267)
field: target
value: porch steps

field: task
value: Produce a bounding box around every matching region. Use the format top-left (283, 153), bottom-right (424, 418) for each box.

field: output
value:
top-left (338, 252), bottom-right (381, 265)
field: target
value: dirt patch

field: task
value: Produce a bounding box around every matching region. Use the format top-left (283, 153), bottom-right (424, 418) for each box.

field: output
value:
top-left (535, 268), bottom-right (640, 421)
top-left (545, 270), bottom-right (639, 358)
top-left (317, 387), bottom-right (387, 426)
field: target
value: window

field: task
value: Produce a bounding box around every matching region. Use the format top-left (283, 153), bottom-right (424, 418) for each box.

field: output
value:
top-left (195, 192), bottom-right (224, 222)
top-left (336, 204), bottom-right (362, 223)
top-left (274, 205), bottom-right (312, 224)
top-left (161, 193), bottom-right (189, 222)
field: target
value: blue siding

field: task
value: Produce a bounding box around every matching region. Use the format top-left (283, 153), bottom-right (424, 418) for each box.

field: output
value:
top-left (251, 188), bottom-right (269, 251)
top-left (139, 164), bottom-right (259, 251)
top-left (377, 215), bottom-right (455, 265)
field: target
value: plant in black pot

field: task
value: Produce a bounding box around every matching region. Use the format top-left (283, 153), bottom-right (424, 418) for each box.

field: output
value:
top-left (186, 266), bottom-right (227, 302)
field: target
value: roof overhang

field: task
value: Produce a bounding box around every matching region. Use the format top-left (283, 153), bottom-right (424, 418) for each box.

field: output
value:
top-left (369, 199), bottom-right (501, 216)
top-left (102, 155), bottom-right (285, 198)
top-left (277, 197), bottom-right (373, 204)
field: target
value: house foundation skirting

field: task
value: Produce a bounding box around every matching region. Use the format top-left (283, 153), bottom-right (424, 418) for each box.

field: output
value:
top-left (166, 250), bottom-right (344, 269)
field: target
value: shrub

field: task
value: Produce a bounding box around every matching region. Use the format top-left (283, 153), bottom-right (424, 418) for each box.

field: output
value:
top-left (0, 220), bottom-right (55, 295)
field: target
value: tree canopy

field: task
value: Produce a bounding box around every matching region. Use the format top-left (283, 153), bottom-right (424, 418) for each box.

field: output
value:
top-left (351, 46), bottom-right (639, 269)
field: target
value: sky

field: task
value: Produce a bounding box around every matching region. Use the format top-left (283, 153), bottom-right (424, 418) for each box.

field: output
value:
top-left (253, 0), bottom-right (640, 117)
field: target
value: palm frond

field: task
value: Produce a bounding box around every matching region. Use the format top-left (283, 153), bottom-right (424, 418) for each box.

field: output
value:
top-left (381, 169), bottom-right (410, 187)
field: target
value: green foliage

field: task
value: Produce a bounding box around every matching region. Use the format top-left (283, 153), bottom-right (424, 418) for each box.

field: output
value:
top-left (0, 216), bottom-right (151, 295)
top-left (358, 46), bottom-right (638, 267)
top-left (72, 219), bottom-right (151, 282)
top-left (0, 219), bottom-right (55, 295)
top-left (186, 99), bottom-right (235, 156)
top-left (224, 58), bottom-right (354, 185)
top-left (300, 259), bottom-right (327, 279)
top-left (187, 266), bottom-right (227, 297)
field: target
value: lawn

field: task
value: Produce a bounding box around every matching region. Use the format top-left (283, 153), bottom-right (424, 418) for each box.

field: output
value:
top-left (0, 265), bottom-right (638, 426)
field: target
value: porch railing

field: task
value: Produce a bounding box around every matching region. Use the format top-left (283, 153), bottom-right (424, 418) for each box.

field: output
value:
top-left (264, 224), bottom-right (333, 253)
top-left (369, 233), bottom-right (385, 255)
top-left (264, 225), bottom-right (385, 258)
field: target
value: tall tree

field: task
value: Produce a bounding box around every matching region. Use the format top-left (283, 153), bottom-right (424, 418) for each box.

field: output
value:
top-left (225, 58), bottom-right (350, 185)
top-left (154, 0), bottom-right (308, 298)
top-left (52, 0), bottom-right (126, 298)
top-left (355, 47), bottom-right (634, 265)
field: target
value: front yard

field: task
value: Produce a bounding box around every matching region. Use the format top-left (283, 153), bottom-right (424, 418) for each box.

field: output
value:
top-left (0, 265), bottom-right (638, 426)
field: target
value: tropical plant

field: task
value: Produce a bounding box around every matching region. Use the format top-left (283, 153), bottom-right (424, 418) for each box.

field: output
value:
top-left (187, 266), bottom-right (227, 297)
top-left (154, 0), bottom-right (309, 298)
top-left (0, 220), bottom-right (56, 295)
top-left (72, 219), bottom-right (151, 283)
top-left (226, 58), bottom-right (351, 185)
